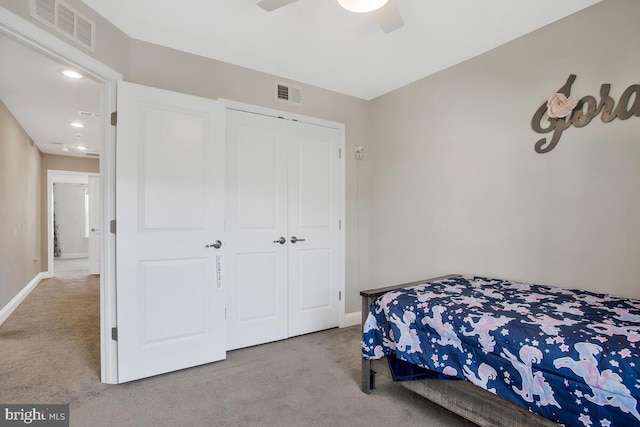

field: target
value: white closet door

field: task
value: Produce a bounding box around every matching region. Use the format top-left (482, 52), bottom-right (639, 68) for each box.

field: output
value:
top-left (116, 81), bottom-right (226, 382)
top-left (225, 110), bottom-right (289, 350)
top-left (225, 109), bottom-right (344, 349)
top-left (287, 122), bottom-right (343, 337)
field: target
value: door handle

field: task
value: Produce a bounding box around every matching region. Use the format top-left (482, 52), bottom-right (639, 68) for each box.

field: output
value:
top-left (206, 240), bottom-right (222, 249)
top-left (273, 237), bottom-right (286, 245)
top-left (290, 236), bottom-right (306, 244)
top-left (91, 228), bottom-right (100, 232)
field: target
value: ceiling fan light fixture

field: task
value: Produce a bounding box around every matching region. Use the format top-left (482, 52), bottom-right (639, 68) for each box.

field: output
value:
top-left (337, 0), bottom-right (388, 13)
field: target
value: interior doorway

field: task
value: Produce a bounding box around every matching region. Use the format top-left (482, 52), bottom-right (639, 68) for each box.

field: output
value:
top-left (48, 171), bottom-right (101, 278)
top-left (0, 6), bottom-right (121, 383)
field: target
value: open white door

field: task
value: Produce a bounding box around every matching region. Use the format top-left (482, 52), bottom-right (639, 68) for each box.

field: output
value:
top-left (88, 175), bottom-right (100, 275)
top-left (116, 81), bottom-right (226, 382)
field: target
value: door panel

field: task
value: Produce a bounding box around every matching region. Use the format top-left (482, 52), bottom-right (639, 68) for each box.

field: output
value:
top-left (237, 130), bottom-right (278, 229)
top-left (237, 252), bottom-right (279, 321)
top-left (142, 108), bottom-right (208, 229)
top-left (296, 249), bottom-right (331, 310)
top-left (226, 110), bottom-right (288, 350)
top-left (116, 81), bottom-right (226, 383)
top-left (139, 258), bottom-right (211, 342)
top-left (297, 136), bottom-right (331, 228)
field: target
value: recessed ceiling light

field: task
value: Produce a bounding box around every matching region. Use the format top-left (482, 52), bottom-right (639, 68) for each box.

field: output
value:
top-left (70, 122), bottom-right (84, 128)
top-left (61, 145), bottom-right (69, 152)
top-left (76, 145), bottom-right (88, 151)
top-left (61, 69), bottom-right (84, 79)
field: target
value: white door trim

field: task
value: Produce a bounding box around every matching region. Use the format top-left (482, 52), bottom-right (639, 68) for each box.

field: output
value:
top-left (47, 170), bottom-right (98, 278)
top-left (221, 99), bottom-right (347, 329)
top-left (0, 6), bottom-right (122, 384)
top-left (88, 175), bottom-right (101, 275)
top-left (222, 99), bottom-right (344, 130)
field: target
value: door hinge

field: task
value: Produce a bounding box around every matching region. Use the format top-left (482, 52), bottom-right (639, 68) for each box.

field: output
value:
top-left (339, 291), bottom-right (342, 301)
top-left (339, 220), bottom-right (342, 230)
top-left (111, 327), bottom-right (118, 341)
top-left (338, 148), bottom-right (342, 159)
top-left (110, 111), bottom-right (117, 126)
top-left (225, 308), bottom-right (227, 320)
top-left (110, 220), bottom-right (116, 234)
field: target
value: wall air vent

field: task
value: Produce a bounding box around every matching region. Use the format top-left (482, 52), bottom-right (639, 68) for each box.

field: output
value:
top-left (276, 82), bottom-right (302, 106)
top-left (30, 0), bottom-right (95, 52)
top-left (84, 152), bottom-right (100, 158)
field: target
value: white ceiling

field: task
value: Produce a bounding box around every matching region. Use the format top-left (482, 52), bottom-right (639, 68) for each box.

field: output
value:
top-left (81, 0), bottom-right (600, 100)
top-left (0, 32), bottom-right (102, 158)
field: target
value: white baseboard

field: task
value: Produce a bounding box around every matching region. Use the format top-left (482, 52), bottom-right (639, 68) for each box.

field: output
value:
top-left (56, 253), bottom-right (88, 259)
top-left (0, 272), bottom-right (44, 326)
top-left (341, 311), bottom-right (362, 328)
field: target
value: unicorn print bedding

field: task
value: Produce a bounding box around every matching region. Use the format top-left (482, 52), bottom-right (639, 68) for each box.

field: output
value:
top-left (361, 276), bottom-right (640, 426)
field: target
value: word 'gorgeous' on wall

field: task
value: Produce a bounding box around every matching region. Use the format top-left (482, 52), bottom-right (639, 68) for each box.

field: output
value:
top-left (532, 74), bottom-right (640, 153)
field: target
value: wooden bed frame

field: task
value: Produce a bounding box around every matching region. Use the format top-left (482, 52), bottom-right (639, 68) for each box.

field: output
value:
top-left (360, 275), bottom-right (559, 427)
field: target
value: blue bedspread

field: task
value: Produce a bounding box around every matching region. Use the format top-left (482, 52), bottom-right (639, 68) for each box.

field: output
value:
top-left (362, 276), bottom-right (640, 426)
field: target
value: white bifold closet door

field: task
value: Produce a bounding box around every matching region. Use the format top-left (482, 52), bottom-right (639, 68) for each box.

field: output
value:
top-left (225, 109), bottom-right (344, 351)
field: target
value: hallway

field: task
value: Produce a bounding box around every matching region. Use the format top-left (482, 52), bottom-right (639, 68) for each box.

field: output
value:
top-left (0, 270), bottom-right (104, 405)
top-left (54, 258), bottom-right (91, 278)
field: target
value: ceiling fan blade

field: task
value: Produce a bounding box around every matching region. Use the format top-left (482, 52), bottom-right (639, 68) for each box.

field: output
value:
top-left (257, 0), bottom-right (299, 12)
top-left (371, 0), bottom-right (404, 33)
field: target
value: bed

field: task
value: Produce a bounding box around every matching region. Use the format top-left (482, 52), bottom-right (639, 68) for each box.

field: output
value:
top-left (361, 275), bottom-right (640, 427)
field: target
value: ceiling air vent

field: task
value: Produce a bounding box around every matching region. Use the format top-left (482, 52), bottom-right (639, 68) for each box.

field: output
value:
top-left (276, 82), bottom-right (302, 106)
top-left (30, 0), bottom-right (95, 52)
top-left (85, 152), bottom-right (100, 158)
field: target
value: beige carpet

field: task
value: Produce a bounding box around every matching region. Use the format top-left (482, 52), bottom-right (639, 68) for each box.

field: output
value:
top-left (0, 271), bottom-right (474, 427)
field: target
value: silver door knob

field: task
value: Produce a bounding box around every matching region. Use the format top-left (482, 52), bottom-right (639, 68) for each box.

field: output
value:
top-left (206, 240), bottom-right (222, 249)
top-left (273, 237), bottom-right (286, 245)
top-left (91, 228), bottom-right (99, 232)
top-left (290, 236), bottom-right (306, 244)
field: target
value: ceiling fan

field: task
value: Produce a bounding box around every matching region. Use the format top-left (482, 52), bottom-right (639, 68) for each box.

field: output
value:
top-left (256, 0), bottom-right (405, 34)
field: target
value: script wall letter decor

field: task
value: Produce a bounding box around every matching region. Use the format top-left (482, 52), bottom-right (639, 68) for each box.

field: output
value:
top-left (531, 74), bottom-right (640, 153)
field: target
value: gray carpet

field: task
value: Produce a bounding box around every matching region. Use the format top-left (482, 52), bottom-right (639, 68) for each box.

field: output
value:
top-left (0, 271), bottom-right (475, 427)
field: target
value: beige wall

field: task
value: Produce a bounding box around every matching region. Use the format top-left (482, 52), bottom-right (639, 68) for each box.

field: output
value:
top-left (368, 0), bottom-right (640, 298)
top-left (0, 99), bottom-right (41, 309)
top-left (40, 154), bottom-right (99, 272)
